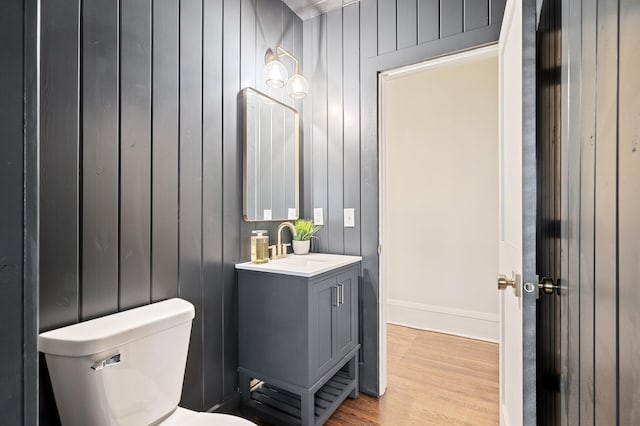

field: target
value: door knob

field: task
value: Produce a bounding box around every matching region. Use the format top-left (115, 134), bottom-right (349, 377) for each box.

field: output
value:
top-left (538, 277), bottom-right (559, 297)
top-left (497, 272), bottom-right (521, 297)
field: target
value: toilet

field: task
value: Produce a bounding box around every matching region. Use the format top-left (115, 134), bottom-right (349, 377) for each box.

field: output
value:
top-left (38, 298), bottom-right (255, 426)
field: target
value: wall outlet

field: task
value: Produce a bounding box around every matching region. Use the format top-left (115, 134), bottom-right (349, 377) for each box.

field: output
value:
top-left (314, 208), bottom-right (324, 225)
top-left (288, 208), bottom-right (297, 220)
top-left (344, 208), bottom-right (355, 227)
top-left (263, 209), bottom-right (272, 220)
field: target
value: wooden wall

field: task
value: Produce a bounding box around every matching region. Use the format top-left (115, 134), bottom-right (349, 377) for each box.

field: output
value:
top-left (0, 0), bottom-right (38, 424)
top-left (302, 0), bottom-right (506, 395)
top-left (561, 0), bottom-right (640, 424)
top-left (39, 0), bottom-right (302, 422)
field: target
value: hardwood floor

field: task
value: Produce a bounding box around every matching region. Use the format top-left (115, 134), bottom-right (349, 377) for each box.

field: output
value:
top-left (234, 324), bottom-right (499, 425)
top-left (325, 324), bottom-right (499, 425)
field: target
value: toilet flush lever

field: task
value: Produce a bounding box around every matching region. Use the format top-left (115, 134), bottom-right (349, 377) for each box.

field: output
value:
top-left (91, 353), bottom-right (121, 371)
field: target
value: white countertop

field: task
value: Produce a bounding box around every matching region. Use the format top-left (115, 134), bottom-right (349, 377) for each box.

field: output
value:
top-left (235, 253), bottom-right (362, 277)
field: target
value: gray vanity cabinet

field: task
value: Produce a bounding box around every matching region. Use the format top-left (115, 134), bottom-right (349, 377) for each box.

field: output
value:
top-left (237, 262), bottom-right (360, 425)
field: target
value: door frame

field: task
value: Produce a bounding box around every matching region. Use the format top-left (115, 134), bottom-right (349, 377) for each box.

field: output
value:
top-left (357, 0), bottom-right (537, 401)
top-left (377, 44), bottom-right (499, 396)
top-left (373, 1), bottom-right (538, 419)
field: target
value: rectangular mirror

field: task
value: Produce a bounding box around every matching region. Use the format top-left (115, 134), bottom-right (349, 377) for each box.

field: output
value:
top-left (243, 87), bottom-right (299, 222)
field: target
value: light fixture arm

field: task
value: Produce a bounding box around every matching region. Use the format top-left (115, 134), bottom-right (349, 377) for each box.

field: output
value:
top-left (275, 46), bottom-right (300, 75)
top-left (263, 46), bottom-right (308, 99)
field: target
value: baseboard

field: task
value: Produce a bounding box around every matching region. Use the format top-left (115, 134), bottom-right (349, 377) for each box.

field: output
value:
top-left (208, 391), bottom-right (269, 425)
top-left (207, 391), bottom-right (240, 414)
top-left (500, 403), bottom-right (510, 426)
top-left (387, 299), bottom-right (499, 342)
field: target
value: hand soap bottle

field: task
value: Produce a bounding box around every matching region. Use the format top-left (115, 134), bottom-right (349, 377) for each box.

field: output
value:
top-left (250, 230), bottom-right (269, 264)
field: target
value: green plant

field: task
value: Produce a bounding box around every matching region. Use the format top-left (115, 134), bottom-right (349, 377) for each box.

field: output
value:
top-left (293, 219), bottom-right (321, 241)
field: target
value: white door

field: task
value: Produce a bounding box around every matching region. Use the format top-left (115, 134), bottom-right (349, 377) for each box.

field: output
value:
top-left (498, 0), bottom-right (536, 425)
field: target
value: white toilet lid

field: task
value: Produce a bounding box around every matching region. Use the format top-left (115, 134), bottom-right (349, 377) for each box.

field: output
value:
top-left (159, 407), bottom-right (256, 426)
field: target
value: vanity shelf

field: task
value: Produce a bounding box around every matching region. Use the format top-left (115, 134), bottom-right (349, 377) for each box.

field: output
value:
top-left (248, 356), bottom-right (358, 425)
top-left (236, 255), bottom-right (361, 425)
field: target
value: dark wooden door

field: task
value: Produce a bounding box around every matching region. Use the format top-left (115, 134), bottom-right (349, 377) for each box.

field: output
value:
top-left (536, 0), bottom-right (562, 424)
top-left (560, 0), bottom-right (640, 422)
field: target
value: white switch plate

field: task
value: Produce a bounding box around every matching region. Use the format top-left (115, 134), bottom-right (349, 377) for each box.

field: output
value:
top-left (344, 208), bottom-right (355, 227)
top-left (287, 208), bottom-right (297, 220)
top-left (263, 209), bottom-right (272, 221)
top-left (314, 208), bottom-right (324, 225)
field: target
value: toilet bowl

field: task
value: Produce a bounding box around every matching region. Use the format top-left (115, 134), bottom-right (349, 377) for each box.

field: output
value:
top-left (38, 298), bottom-right (255, 426)
top-left (158, 407), bottom-right (255, 426)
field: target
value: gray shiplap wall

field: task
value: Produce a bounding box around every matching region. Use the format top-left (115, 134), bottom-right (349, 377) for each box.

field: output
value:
top-left (39, 0), bottom-right (302, 422)
top-left (302, 0), bottom-right (506, 395)
top-left (0, 0), bottom-right (38, 424)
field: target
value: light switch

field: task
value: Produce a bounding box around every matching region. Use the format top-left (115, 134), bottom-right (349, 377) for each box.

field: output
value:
top-left (288, 208), bottom-right (297, 220)
top-left (344, 208), bottom-right (355, 227)
top-left (314, 208), bottom-right (324, 225)
top-left (263, 209), bottom-right (272, 221)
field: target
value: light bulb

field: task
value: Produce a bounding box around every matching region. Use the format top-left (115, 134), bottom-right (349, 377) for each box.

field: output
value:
top-left (287, 73), bottom-right (309, 99)
top-left (264, 60), bottom-right (288, 88)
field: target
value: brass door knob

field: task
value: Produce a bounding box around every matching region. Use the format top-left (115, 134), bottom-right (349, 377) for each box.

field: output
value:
top-left (497, 272), bottom-right (521, 297)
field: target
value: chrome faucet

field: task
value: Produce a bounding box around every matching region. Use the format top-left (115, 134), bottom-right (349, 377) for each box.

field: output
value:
top-left (272, 222), bottom-right (297, 259)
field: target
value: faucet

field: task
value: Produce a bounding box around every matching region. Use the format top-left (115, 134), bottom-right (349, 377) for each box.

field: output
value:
top-left (272, 222), bottom-right (297, 259)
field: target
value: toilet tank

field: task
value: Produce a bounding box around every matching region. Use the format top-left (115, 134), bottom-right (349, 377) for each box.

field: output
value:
top-left (39, 298), bottom-right (195, 426)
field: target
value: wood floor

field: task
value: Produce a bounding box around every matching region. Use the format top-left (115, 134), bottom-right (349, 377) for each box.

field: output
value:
top-left (325, 324), bottom-right (499, 425)
top-left (234, 324), bottom-right (499, 425)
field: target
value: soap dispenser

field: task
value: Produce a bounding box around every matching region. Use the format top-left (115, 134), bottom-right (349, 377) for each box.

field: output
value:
top-left (250, 230), bottom-right (269, 264)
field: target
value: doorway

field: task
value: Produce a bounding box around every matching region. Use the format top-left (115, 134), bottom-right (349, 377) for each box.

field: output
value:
top-left (378, 45), bottom-right (500, 415)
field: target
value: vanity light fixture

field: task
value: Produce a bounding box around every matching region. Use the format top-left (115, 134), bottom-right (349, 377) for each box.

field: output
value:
top-left (264, 47), bottom-right (309, 99)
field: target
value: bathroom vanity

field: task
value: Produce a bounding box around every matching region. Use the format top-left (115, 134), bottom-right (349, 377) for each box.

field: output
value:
top-left (236, 253), bottom-right (361, 425)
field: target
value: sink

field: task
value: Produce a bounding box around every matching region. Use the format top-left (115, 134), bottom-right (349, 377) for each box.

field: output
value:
top-left (235, 253), bottom-right (361, 277)
top-left (276, 256), bottom-right (327, 267)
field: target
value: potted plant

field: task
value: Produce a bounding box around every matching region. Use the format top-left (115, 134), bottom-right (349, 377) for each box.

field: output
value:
top-left (292, 219), bottom-right (321, 255)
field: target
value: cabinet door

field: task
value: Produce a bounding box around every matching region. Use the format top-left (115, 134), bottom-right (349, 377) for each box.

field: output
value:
top-left (335, 269), bottom-right (357, 359)
top-left (311, 276), bottom-right (336, 379)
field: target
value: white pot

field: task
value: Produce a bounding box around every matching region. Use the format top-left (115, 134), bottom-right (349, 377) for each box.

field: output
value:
top-left (292, 240), bottom-right (311, 255)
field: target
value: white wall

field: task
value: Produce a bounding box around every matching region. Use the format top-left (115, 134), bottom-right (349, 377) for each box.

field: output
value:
top-left (382, 55), bottom-right (499, 342)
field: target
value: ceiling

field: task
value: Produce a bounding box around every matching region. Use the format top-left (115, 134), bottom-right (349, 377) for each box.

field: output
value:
top-left (283, 0), bottom-right (359, 20)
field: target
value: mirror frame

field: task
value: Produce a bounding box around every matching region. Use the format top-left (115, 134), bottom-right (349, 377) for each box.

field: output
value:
top-left (242, 87), bottom-right (300, 222)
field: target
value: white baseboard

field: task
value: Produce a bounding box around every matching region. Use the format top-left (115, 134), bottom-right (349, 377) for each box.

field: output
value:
top-left (500, 403), bottom-right (510, 426)
top-left (386, 298), bottom-right (499, 342)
